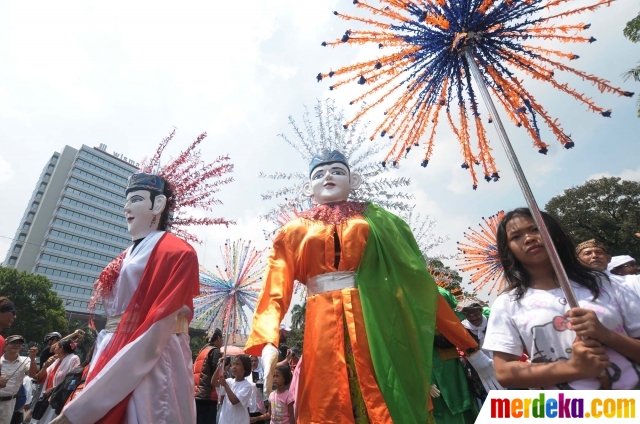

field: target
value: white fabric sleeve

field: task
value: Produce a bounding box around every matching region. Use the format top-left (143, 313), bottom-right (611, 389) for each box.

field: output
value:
top-left (610, 277), bottom-right (640, 338)
top-left (237, 381), bottom-right (253, 408)
top-left (483, 293), bottom-right (524, 357)
top-left (63, 307), bottom-right (185, 424)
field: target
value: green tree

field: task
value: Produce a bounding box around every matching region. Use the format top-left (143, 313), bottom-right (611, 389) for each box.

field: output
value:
top-left (291, 301), bottom-right (306, 331)
top-left (286, 328), bottom-right (304, 351)
top-left (64, 323), bottom-right (97, 364)
top-left (623, 10), bottom-right (640, 117)
top-left (0, 267), bottom-right (67, 344)
top-left (287, 300), bottom-right (307, 350)
top-left (545, 177), bottom-right (640, 259)
top-left (189, 334), bottom-right (209, 361)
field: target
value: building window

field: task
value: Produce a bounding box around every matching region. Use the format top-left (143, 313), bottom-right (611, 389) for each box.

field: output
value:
top-left (41, 253), bottom-right (104, 273)
top-left (48, 230), bottom-right (123, 254)
top-left (79, 150), bottom-right (136, 176)
top-left (18, 234), bottom-right (26, 242)
top-left (51, 156), bottom-right (58, 163)
top-left (22, 223), bottom-right (30, 231)
top-left (31, 201), bottom-right (39, 210)
top-left (39, 183), bottom-right (47, 190)
top-left (36, 266), bottom-right (95, 283)
top-left (61, 197), bottom-right (126, 223)
top-left (47, 164), bottom-right (55, 172)
top-left (45, 241), bottom-right (115, 263)
top-left (13, 245), bottom-right (22, 254)
top-left (58, 207), bottom-right (127, 234)
top-left (35, 192), bottom-right (43, 200)
top-left (8, 258), bottom-right (16, 266)
top-left (44, 173), bottom-right (51, 181)
top-left (27, 212), bottom-right (35, 220)
top-left (76, 159), bottom-right (128, 184)
top-left (68, 177), bottom-right (125, 202)
top-left (53, 219), bottom-right (130, 245)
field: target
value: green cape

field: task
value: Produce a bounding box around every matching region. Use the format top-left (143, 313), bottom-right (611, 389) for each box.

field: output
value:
top-left (356, 203), bottom-right (439, 423)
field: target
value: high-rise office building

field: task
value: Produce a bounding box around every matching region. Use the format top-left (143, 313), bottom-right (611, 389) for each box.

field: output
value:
top-left (3, 144), bottom-right (139, 318)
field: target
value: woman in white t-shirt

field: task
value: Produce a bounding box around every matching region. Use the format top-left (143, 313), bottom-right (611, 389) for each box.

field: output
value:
top-left (213, 355), bottom-right (253, 423)
top-left (484, 208), bottom-right (640, 390)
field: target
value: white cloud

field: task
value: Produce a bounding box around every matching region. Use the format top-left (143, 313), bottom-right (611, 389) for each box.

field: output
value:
top-left (1, 0), bottom-right (638, 312)
top-left (587, 166), bottom-right (640, 182)
top-left (0, 155), bottom-right (15, 183)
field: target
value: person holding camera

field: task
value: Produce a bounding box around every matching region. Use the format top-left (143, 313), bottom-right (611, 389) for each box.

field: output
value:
top-left (0, 336), bottom-right (38, 424)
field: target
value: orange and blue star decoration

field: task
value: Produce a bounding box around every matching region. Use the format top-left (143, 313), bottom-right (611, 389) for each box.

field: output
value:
top-left (318, 0), bottom-right (634, 189)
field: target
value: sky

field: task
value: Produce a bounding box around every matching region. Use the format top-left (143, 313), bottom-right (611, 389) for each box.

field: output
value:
top-left (1, 1), bottom-right (639, 312)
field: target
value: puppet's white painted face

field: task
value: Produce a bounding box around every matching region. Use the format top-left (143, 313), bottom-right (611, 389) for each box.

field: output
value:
top-left (308, 163), bottom-right (354, 204)
top-left (124, 190), bottom-right (165, 240)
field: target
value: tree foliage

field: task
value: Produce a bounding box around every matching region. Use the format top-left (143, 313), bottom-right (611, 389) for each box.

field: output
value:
top-left (0, 266), bottom-right (68, 344)
top-left (291, 302), bottom-right (306, 331)
top-left (189, 334), bottom-right (209, 361)
top-left (623, 10), bottom-right (640, 117)
top-left (63, 321), bottom-right (97, 364)
top-left (287, 300), bottom-right (306, 350)
top-left (623, 11), bottom-right (640, 43)
top-left (545, 177), bottom-right (640, 259)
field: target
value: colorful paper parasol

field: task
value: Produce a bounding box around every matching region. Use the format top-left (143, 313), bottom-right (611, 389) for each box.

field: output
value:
top-left (192, 239), bottom-right (266, 346)
top-left (457, 211), bottom-right (506, 295)
top-left (318, 0), bottom-right (633, 187)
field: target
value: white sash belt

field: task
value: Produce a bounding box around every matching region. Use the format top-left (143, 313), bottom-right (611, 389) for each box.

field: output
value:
top-left (307, 271), bottom-right (356, 296)
top-left (105, 313), bottom-right (188, 334)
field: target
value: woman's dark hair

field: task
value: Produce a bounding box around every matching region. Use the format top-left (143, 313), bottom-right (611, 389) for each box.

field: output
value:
top-left (81, 343), bottom-right (95, 367)
top-left (149, 180), bottom-right (175, 231)
top-left (496, 207), bottom-right (602, 301)
top-left (236, 354), bottom-right (252, 378)
top-left (209, 328), bottom-right (223, 345)
top-left (59, 339), bottom-right (76, 354)
top-left (275, 364), bottom-right (293, 386)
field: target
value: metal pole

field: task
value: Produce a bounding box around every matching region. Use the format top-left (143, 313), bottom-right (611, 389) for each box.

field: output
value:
top-left (216, 302), bottom-right (234, 380)
top-left (465, 49), bottom-right (610, 391)
top-left (463, 50), bottom-right (579, 308)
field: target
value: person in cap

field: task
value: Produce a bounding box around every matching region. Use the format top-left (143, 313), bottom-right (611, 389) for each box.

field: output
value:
top-left (39, 333), bottom-right (61, 371)
top-left (245, 150), bottom-right (479, 424)
top-left (429, 289), bottom-right (482, 424)
top-left (457, 298), bottom-right (489, 356)
top-left (608, 255), bottom-right (640, 300)
top-left (575, 239), bottom-right (611, 272)
top-left (51, 173), bottom-right (200, 424)
top-left (0, 336), bottom-right (37, 424)
top-left (608, 255), bottom-right (638, 276)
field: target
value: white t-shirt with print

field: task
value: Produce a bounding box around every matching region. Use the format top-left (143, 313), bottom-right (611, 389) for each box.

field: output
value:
top-left (218, 378), bottom-right (253, 424)
top-left (484, 279), bottom-right (640, 390)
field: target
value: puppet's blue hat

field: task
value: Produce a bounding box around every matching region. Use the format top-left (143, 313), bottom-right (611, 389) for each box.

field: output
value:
top-left (125, 173), bottom-right (166, 196)
top-left (309, 150), bottom-right (349, 176)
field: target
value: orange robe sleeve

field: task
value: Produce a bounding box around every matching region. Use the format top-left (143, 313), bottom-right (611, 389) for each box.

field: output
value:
top-left (435, 293), bottom-right (478, 351)
top-left (245, 225), bottom-right (296, 356)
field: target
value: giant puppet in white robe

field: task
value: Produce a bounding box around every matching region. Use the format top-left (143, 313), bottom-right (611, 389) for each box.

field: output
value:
top-left (52, 173), bottom-right (200, 424)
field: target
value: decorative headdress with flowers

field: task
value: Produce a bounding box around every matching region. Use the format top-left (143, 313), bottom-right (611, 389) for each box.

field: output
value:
top-left (138, 129), bottom-right (235, 244)
top-left (89, 130), bottom-right (235, 316)
top-left (260, 98), bottom-right (414, 227)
